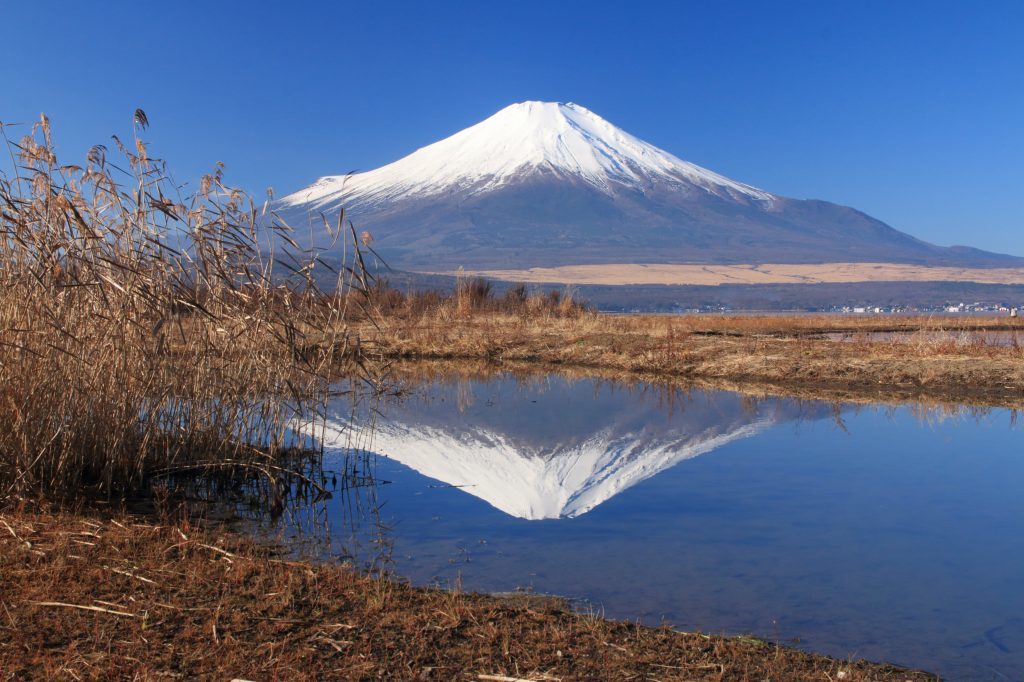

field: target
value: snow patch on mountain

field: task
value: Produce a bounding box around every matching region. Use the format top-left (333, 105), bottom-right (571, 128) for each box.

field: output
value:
top-left (280, 101), bottom-right (774, 212)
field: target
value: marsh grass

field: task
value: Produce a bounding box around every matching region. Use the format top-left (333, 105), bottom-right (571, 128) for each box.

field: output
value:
top-left (346, 309), bottom-right (1024, 409)
top-left (0, 112), bottom-right (377, 503)
top-left (347, 273), bottom-right (588, 322)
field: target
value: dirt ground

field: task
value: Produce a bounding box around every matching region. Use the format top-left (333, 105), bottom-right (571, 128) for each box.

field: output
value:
top-left (0, 507), bottom-right (936, 681)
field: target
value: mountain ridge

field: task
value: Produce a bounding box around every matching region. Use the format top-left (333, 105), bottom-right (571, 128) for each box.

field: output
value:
top-left (282, 102), bottom-right (775, 208)
top-left (278, 101), bottom-right (1023, 270)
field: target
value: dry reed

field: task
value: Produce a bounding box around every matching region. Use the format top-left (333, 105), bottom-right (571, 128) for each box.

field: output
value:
top-left (0, 111), bottom-right (374, 502)
top-left (351, 274), bottom-right (587, 322)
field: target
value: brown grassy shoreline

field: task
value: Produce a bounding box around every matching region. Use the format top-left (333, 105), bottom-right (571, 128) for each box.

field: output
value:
top-left (383, 358), bottom-right (1022, 418)
top-left (0, 507), bottom-right (935, 681)
top-left (355, 312), bottom-right (1024, 409)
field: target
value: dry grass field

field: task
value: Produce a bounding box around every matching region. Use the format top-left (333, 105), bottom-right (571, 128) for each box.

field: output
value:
top-left (350, 301), bottom-right (1024, 408)
top-left (442, 262), bottom-right (1024, 286)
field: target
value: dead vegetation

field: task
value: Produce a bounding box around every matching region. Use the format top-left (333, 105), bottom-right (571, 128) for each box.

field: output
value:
top-left (346, 275), bottom-right (587, 322)
top-left (0, 507), bottom-right (935, 681)
top-left (0, 112), bottom-right (374, 502)
top-left (383, 358), bottom-right (1024, 417)
top-left (351, 310), bottom-right (1024, 407)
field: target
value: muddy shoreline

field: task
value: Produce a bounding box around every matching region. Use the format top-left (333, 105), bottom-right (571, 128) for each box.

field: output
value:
top-left (355, 313), bottom-right (1024, 410)
top-left (0, 508), bottom-right (936, 681)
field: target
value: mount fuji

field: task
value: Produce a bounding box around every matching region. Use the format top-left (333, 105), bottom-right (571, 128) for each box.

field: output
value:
top-left (278, 101), bottom-right (1020, 271)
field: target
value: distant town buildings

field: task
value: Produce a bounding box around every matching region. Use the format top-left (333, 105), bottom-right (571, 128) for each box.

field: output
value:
top-left (618, 301), bottom-right (1024, 315)
top-left (834, 302), bottom-right (1022, 315)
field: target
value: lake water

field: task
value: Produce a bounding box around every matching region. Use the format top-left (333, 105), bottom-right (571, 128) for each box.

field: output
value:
top-left (306, 371), bottom-right (1023, 680)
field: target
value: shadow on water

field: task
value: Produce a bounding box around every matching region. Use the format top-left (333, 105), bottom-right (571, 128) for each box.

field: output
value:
top-left (221, 362), bottom-right (1021, 681)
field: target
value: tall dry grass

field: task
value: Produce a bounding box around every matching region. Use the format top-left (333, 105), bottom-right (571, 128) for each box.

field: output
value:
top-left (0, 111), bottom-right (373, 502)
top-left (349, 275), bottom-right (587, 322)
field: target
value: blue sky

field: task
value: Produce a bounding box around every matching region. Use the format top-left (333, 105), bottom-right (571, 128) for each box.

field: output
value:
top-left (2, 1), bottom-right (1022, 255)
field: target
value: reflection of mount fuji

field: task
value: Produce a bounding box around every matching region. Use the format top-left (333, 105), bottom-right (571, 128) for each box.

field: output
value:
top-left (321, 376), bottom-right (830, 520)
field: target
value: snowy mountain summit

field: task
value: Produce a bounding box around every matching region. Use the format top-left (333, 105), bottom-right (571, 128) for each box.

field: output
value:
top-left (278, 101), bottom-right (1019, 270)
top-left (283, 101), bottom-right (772, 212)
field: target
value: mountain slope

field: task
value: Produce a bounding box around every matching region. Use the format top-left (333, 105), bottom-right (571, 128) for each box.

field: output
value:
top-left (278, 102), bottom-right (1022, 270)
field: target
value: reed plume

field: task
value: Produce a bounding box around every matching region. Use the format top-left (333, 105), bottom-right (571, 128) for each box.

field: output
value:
top-left (0, 111), bottom-right (373, 502)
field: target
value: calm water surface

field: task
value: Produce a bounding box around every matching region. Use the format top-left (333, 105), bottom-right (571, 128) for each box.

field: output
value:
top-left (307, 372), bottom-right (1022, 680)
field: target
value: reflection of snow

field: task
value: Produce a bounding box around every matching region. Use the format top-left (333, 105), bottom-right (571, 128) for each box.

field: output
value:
top-left (365, 420), bottom-right (768, 520)
top-left (315, 376), bottom-right (804, 519)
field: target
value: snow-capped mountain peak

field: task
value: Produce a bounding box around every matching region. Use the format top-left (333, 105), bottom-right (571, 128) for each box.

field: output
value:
top-left (280, 100), bottom-right (774, 211)
top-left (275, 101), bottom-right (1023, 270)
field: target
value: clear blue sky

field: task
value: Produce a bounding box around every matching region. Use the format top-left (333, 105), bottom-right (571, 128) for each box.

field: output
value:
top-left (2, 1), bottom-right (1022, 255)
